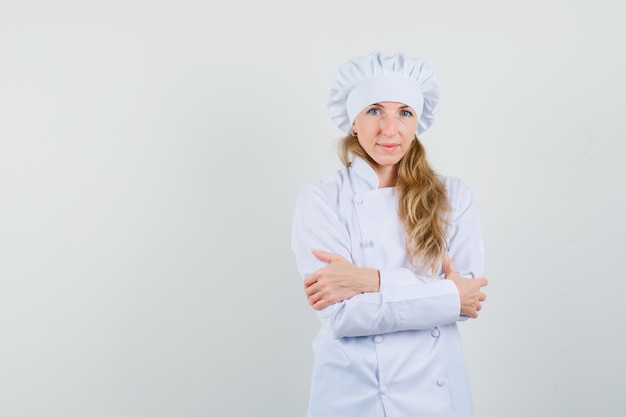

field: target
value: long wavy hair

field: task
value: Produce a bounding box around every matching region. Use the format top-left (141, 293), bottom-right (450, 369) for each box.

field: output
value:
top-left (338, 134), bottom-right (450, 275)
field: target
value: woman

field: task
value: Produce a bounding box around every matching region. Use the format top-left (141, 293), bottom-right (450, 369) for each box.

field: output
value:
top-left (291, 52), bottom-right (488, 417)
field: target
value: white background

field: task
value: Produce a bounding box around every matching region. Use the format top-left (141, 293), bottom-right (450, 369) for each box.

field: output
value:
top-left (1, 1), bottom-right (624, 416)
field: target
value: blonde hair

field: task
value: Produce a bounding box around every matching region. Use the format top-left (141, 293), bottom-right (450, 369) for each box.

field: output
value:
top-left (338, 135), bottom-right (450, 275)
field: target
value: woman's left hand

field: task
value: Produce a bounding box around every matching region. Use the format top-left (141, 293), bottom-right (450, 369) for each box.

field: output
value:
top-left (303, 249), bottom-right (380, 310)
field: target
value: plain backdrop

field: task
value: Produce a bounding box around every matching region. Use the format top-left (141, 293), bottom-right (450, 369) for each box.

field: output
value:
top-left (1, 1), bottom-right (624, 416)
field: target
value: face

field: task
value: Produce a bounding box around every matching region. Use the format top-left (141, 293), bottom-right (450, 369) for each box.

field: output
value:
top-left (352, 101), bottom-right (417, 177)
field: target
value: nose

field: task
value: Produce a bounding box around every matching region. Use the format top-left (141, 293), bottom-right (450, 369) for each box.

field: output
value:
top-left (381, 114), bottom-right (398, 136)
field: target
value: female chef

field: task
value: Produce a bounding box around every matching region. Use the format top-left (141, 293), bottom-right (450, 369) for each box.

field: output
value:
top-left (291, 52), bottom-right (488, 417)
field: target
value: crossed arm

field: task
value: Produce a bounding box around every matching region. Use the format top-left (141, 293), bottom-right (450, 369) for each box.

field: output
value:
top-left (304, 248), bottom-right (488, 318)
top-left (291, 179), bottom-right (488, 338)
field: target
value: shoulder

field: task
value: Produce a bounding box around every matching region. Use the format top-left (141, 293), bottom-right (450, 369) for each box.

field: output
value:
top-left (440, 175), bottom-right (471, 197)
top-left (295, 166), bottom-right (350, 210)
top-left (439, 175), bottom-right (476, 216)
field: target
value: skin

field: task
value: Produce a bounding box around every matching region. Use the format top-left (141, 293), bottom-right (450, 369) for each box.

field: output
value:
top-left (304, 249), bottom-right (380, 310)
top-left (305, 251), bottom-right (487, 316)
top-left (352, 101), bottom-right (417, 188)
top-left (303, 101), bottom-right (488, 315)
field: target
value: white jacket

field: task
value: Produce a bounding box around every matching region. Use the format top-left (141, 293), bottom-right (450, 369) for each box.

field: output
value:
top-left (291, 157), bottom-right (485, 417)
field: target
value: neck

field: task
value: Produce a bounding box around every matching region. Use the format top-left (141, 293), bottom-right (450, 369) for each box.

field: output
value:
top-left (374, 165), bottom-right (397, 188)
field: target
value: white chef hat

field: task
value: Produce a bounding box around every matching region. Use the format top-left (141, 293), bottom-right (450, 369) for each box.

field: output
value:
top-left (328, 52), bottom-right (440, 136)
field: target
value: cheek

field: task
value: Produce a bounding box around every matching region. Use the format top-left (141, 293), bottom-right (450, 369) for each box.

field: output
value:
top-left (357, 137), bottom-right (372, 150)
top-left (398, 129), bottom-right (412, 141)
top-left (401, 125), bottom-right (417, 141)
top-left (355, 130), bottom-right (377, 147)
top-left (400, 119), bottom-right (418, 132)
top-left (398, 116), bottom-right (417, 129)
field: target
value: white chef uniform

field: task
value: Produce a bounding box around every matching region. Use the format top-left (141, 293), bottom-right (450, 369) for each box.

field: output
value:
top-left (291, 156), bottom-right (485, 417)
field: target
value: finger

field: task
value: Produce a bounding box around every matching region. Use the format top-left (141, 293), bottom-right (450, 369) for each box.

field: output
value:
top-left (304, 283), bottom-right (317, 297)
top-left (311, 249), bottom-right (333, 262)
top-left (303, 272), bottom-right (318, 288)
top-left (307, 284), bottom-right (324, 302)
top-left (311, 249), bottom-right (344, 263)
top-left (313, 298), bottom-right (331, 311)
top-left (442, 256), bottom-right (457, 276)
top-left (308, 291), bottom-right (320, 306)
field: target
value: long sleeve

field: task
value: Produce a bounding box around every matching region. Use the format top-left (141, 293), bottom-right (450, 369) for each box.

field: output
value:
top-left (291, 179), bottom-right (461, 339)
top-left (441, 177), bottom-right (485, 279)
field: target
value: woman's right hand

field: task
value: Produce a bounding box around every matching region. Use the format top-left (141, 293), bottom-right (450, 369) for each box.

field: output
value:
top-left (443, 257), bottom-right (488, 318)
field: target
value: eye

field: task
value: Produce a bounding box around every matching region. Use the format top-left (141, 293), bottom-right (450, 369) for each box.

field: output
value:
top-left (367, 107), bottom-right (381, 116)
top-left (400, 109), bottom-right (414, 117)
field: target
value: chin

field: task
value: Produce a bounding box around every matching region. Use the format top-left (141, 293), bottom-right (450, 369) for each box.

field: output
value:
top-left (374, 157), bottom-right (402, 167)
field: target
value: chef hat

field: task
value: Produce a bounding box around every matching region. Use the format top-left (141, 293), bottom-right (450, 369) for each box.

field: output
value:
top-left (328, 52), bottom-right (440, 136)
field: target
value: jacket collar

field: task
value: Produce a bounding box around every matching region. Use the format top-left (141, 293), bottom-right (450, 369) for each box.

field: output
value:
top-left (349, 157), bottom-right (380, 191)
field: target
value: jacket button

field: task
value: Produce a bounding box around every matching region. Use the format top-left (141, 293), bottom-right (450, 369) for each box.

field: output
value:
top-left (374, 335), bottom-right (384, 343)
top-left (437, 377), bottom-right (447, 387)
top-left (354, 196), bottom-right (363, 205)
top-left (431, 327), bottom-right (440, 337)
top-left (380, 385), bottom-right (388, 395)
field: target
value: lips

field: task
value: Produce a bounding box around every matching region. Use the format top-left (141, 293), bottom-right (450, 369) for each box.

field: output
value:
top-left (378, 143), bottom-right (399, 153)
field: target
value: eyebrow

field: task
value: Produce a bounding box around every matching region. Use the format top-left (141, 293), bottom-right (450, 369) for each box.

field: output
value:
top-left (370, 102), bottom-right (412, 109)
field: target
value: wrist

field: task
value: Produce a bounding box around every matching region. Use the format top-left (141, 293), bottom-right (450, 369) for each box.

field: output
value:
top-left (360, 267), bottom-right (380, 292)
